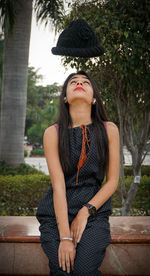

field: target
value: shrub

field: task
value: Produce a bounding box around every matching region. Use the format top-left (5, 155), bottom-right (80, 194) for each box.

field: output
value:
top-left (112, 175), bottom-right (150, 215)
top-left (124, 165), bottom-right (150, 176)
top-left (0, 161), bottom-right (44, 176)
top-left (0, 174), bottom-right (149, 216)
top-left (30, 148), bottom-right (44, 156)
top-left (24, 149), bottom-right (28, 157)
top-left (0, 174), bottom-right (50, 216)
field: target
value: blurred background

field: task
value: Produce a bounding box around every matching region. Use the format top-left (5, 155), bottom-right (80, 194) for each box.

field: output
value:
top-left (0, 0), bottom-right (149, 217)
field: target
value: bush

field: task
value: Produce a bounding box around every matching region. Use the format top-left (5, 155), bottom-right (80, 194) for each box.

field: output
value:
top-left (0, 174), bottom-right (50, 215)
top-left (27, 124), bottom-right (46, 145)
top-left (124, 165), bottom-right (150, 176)
top-left (30, 148), bottom-right (44, 156)
top-left (112, 175), bottom-right (150, 215)
top-left (24, 149), bottom-right (28, 157)
top-left (0, 173), bottom-right (150, 216)
top-left (0, 161), bottom-right (44, 176)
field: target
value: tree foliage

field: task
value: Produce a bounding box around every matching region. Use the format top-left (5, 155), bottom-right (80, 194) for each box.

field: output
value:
top-left (0, 0), bottom-right (16, 32)
top-left (34, 0), bottom-right (65, 31)
top-left (26, 66), bottom-right (60, 144)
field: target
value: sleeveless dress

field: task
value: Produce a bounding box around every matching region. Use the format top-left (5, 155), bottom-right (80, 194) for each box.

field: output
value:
top-left (36, 123), bottom-right (112, 276)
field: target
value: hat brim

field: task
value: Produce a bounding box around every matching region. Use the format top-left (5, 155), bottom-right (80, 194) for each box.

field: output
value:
top-left (51, 45), bottom-right (104, 58)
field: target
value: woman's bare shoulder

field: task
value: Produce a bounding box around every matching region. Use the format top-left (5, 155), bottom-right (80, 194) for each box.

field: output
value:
top-left (44, 124), bottom-right (58, 138)
top-left (43, 125), bottom-right (58, 149)
top-left (104, 121), bottom-right (119, 139)
top-left (43, 125), bottom-right (64, 183)
top-left (105, 121), bottom-right (118, 129)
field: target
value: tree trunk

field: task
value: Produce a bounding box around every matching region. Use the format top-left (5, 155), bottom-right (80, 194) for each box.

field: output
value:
top-left (122, 109), bottom-right (150, 215)
top-left (0, 0), bottom-right (32, 167)
top-left (122, 166), bottom-right (141, 215)
top-left (115, 95), bottom-right (127, 215)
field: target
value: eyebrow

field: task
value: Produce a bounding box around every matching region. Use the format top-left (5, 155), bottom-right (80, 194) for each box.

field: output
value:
top-left (69, 76), bottom-right (89, 82)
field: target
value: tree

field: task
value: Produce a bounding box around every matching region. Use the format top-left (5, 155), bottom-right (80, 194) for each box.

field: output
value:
top-left (0, 0), bottom-right (32, 167)
top-left (0, 0), bottom-right (64, 167)
top-left (59, 0), bottom-right (150, 215)
top-left (0, 35), bottom-right (3, 105)
top-left (27, 99), bottom-right (58, 144)
top-left (26, 66), bottom-right (60, 143)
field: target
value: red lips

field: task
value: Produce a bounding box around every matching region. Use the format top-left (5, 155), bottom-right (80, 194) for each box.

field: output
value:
top-left (74, 86), bottom-right (85, 91)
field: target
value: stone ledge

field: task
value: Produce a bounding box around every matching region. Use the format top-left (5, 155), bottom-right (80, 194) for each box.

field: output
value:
top-left (0, 216), bottom-right (150, 243)
top-left (0, 216), bottom-right (150, 275)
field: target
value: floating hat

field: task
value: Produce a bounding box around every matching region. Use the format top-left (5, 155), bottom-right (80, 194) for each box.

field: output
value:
top-left (51, 19), bottom-right (105, 58)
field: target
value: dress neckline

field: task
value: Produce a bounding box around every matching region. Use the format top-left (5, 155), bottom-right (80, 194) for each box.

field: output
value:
top-left (68, 123), bottom-right (93, 130)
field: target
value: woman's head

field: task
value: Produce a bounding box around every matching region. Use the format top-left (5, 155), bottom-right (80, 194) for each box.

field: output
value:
top-left (66, 73), bottom-right (94, 106)
top-left (58, 70), bottom-right (108, 127)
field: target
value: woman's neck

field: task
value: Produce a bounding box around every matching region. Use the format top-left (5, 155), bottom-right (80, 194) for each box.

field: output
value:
top-left (69, 102), bottom-right (92, 127)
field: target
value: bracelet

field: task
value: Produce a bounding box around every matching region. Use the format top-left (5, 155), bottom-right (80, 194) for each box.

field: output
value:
top-left (60, 237), bottom-right (73, 242)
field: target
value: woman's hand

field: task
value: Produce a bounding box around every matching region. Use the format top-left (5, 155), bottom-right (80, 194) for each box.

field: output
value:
top-left (58, 240), bottom-right (76, 273)
top-left (70, 207), bottom-right (89, 248)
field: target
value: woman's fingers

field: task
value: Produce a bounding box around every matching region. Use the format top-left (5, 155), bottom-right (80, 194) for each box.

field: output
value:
top-left (61, 258), bottom-right (66, 272)
top-left (58, 248), bottom-right (61, 268)
top-left (65, 253), bottom-right (70, 273)
top-left (71, 217), bottom-right (87, 246)
top-left (70, 249), bottom-right (75, 270)
top-left (74, 229), bottom-right (83, 246)
top-left (77, 227), bottom-right (84, 243)
top-left (73, 227), bottom-right (80, 243)
top-left (71, 231), bottom-right (78, 247)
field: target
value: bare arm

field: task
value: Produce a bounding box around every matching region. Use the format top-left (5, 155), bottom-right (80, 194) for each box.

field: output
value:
top-left (43, 125), bottom-right (71, 239)
top-left (44, 125), bottom-right (76, 273)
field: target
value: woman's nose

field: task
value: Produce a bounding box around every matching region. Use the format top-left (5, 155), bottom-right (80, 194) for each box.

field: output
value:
top-left (77, 80), bottom-right (83, 86)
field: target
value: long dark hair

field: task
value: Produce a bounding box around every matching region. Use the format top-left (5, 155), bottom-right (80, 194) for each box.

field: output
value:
top-left (56, 71), bottom-right (109, 175)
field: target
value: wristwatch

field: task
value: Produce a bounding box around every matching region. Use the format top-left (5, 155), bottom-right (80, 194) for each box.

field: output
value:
top-left (83, 203), bottom-right (96, 216)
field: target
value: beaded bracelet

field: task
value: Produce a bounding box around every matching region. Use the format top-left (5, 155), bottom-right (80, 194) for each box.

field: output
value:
top-left (60, 237), bottom-right (73, 241)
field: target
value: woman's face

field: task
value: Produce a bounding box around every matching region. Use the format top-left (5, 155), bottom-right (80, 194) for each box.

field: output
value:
top-left (66, 74), bottom-right (94, 105)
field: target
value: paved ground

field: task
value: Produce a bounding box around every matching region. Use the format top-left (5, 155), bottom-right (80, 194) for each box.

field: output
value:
top-left (25, 157), bottom-right (49, 175)
top-left (25, 150), bottom-right (150, 175)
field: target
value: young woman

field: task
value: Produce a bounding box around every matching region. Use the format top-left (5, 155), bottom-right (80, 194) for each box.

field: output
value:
top-left (36, 71), bottom-right (120, 275)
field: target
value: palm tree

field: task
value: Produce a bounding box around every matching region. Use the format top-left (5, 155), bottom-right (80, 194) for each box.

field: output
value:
top-left (0, 0), bottom-right (32, 167)
top-left (0, 0), bottom-right (64, 167)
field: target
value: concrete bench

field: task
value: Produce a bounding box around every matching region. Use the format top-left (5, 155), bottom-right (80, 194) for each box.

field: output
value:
top-left (0, 216), bottom-right (150, 275)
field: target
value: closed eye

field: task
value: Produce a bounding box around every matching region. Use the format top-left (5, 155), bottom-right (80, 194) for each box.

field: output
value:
top-left (69, 79), bottom-right (91, 85)
top-left (84, 81), bottom-right (90, 84)
top-left (70, 80), bottom-right (76, 84)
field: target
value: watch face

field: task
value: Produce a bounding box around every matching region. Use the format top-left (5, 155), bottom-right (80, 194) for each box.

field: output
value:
top-left (89, 205), bottom-right (96, 216)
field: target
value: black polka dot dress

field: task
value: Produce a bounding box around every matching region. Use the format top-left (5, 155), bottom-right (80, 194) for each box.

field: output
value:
top-left (36, 123), bottom-right (112, 275)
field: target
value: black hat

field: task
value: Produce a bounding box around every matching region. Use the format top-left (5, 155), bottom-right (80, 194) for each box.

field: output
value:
top-left (51, 19), bottom-right (105, 58)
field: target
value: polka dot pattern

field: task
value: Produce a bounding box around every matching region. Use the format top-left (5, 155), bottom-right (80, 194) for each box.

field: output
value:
top-left (36, 123), bottom-right (112, 275)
